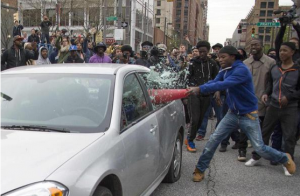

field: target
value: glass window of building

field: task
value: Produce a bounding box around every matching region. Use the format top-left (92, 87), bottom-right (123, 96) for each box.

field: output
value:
top-left (268, 2), bottom-right (274, 8)
top-left (261, 2), bottom-right (267, 8)
top-left (265, 35), bottom-right (271, 42)
top-left (157, 9), bottom-right (161, 15)
top-left (157, 1), bottom-right (161, 6)
top-left (267, 10), bottom-right (273, 17)
top-left (156, 18), bottom-right (160, 24)
top-left (259, 27), bottom-right (265, 33)
top-left (266, 27), bottom-right (271, 33)
top-left (260, 10), bottom-right (266, 17)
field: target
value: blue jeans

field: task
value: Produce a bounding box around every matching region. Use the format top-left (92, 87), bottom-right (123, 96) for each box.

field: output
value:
top-left (196, 111), bottom-right (288, 172)
top-left (197, 95), bottom-right (225, 137)
top-left (41, 33), bottom-right (50, 44)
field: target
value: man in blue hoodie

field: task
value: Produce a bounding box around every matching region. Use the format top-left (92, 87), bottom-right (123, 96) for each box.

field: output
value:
top-left (187, 46), bottom-right (296, 182)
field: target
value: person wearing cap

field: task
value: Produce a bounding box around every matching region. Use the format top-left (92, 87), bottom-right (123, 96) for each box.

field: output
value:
top-left (246, 42), bottom-right (300, 176)
top-left (236, 38), bottom-right (276, 162)
top-left (1, 35), bottom-right (34, 71)
top-left (185, 41), bottom-right (219, 152)
top-left (89, 42), bottom-right (112, 63)
top-left (64, 45), bottom-right (84, 63)
top-left (212, 43), bottom-right (223, 54)
top-left (141, 41), bottom-right (153, 52)
top-left (187, 45), bottom-right (296, 182)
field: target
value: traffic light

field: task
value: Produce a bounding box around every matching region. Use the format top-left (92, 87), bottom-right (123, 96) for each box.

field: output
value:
top-left (13, 12), bottom-right (19, 23)
top-left (251, 28), bottom-right (255, 37)
top-left (238, 24), bottom-right (242, 34)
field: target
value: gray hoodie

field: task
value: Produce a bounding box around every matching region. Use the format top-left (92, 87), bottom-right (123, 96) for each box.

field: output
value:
top-left (36, 47), bottom-right (51, 65)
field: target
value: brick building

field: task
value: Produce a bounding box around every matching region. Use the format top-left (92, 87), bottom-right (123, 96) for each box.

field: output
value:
top-left (244, 0), bottom-right (280, 53)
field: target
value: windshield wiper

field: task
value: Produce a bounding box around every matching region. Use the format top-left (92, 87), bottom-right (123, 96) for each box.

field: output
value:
top-left (1, 92), bottom-right (13, 101)
top-left (1, 125), bottom-right (70, 133)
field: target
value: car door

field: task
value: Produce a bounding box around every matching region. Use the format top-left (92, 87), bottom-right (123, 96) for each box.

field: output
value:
top-left (120, 73), bottom-right (160, 196)
top-left (138, 72), bottom-right (179, 174)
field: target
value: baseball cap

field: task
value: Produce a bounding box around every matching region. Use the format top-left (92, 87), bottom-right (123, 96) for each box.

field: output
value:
top-left (13, 35), bottom-right (24, 42)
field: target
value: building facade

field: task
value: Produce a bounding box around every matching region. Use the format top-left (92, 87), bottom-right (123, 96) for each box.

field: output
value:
top-left (172, 0), bottom-right (208, 47)
top-left (154, 0), bottom-right (173, 45)
top-left (1, 0), bottom-right (18, 49)
top-left (16, 0), bottom-right (154, 51)
top-left (244, 0), bottom-right (279, 53)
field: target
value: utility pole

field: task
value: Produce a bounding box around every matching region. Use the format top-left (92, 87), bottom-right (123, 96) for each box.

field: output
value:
top-left (118, 0), bottom-right (122, 29)
top-left (103, 0), bottom-right (107, 42)
top-left (163, 17), bottom-right (167, 44)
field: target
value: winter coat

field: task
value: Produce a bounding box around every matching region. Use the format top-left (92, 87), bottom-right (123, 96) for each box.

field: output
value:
top-left (40, 21), bottom-right (52, 34)
top-left (13, 25), bottom-right (23, 37)
top-left (64, 54), bottom-right (84, 63)
top-left (199, 60), bottom-right (258, 115)
top-left (28, 34), bottom-right (40, 43)
top-left (1, 46), bottom-right (34, 71)
top-left (264, 63), bottom-right (300, 108)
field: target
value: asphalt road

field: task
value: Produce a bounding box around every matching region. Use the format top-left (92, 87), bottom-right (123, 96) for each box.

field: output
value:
top-left (152, 119), bottom-right (300, 196)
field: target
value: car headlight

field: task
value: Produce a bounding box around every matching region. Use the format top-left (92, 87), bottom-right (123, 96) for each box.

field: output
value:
top-left (3, 181), bottom-right (69, 196)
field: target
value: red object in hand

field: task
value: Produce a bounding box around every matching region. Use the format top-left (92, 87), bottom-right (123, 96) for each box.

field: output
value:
top-left (148, 89), bottom-right (189, 104)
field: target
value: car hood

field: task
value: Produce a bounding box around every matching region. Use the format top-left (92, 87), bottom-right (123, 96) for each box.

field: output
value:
top-left (1, 129), bottom-right (104, 194)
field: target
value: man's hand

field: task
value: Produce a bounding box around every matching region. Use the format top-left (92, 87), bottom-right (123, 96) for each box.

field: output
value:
top-left (261, 94), bottom-right (268, 105)
top-left (281, 96), bottom-right (288, 107)
top-left (214, 91), bottom-right (222, 106)
top-left (186, 87), bottom-right (200, 96)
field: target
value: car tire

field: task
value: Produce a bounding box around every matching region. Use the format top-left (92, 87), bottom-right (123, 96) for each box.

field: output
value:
top-left (162, 131), bottom-right (182, 183)
top-left (93, 186), bottom-right (113, 196)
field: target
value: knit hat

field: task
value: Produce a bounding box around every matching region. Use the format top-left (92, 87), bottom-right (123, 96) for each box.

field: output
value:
top-left (141, 41), bottom-right (153, 47)
top-left (212, 43), bottom-right (223, 50)
top-left (219, 46), bottom-right (242, 59)
top-left (281, 42), bottom-right (296, 51)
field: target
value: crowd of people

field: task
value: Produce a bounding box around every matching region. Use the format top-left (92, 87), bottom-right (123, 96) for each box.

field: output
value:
top-left (1, 14), bottom-right (300, 181)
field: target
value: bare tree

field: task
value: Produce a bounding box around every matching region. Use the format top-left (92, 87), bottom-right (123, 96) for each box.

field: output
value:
top-left (1, 8), bottom-right (14, 49)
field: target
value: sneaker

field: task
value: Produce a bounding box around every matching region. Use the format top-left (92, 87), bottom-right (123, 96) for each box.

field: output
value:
top-left (247, 140), bottom-right (252, 148)
top-left (196, 135), bottom-right (204, 141)
top-left (193, 168), bottom-right (205, 182)
top-left (245, 158), bottom-right (260, 166)
top-left (282, 165), bottom-right (293, 176)
top-left (187, 141), bottom-right (197, 152)
top-left (237, 151), bottom-right (247, 162)
top-left (231, 142), bottom-right (238, 149)
top-left (283, 153), bottom-right (296, 174)
top-left (219, 145), bottom-right (227, 152)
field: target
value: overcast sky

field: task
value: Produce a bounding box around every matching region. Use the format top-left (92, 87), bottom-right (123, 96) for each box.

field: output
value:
top-left (207, 0), bottom-right (294, 46)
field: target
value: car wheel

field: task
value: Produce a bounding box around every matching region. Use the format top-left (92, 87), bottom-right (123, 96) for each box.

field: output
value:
top-left (162, 132), bottom-right (182, 183)
top-left (93, 186), bottom-right (113, 196)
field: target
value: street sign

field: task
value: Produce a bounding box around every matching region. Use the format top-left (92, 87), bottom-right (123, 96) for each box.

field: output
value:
top-left (257, 22), bottom-right (280, 27)
top-left (105, 38), bottom-right (116, 45)
top-left (114, 29), bottom-right (124, 40)
top-left (106, 16), bottom-right (118, 21)
top-left (121, 22), bottom-right (128, 28)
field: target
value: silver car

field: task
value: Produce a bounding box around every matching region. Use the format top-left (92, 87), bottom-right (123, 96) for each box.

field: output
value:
top-left (1, 64), bottom-right (185, 196)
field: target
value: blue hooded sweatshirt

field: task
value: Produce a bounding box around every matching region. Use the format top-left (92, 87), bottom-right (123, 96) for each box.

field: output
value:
top-left (199, 60), bottom-right (258, 115)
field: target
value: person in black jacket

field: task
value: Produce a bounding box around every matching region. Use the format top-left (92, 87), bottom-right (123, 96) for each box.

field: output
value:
top-left (186, 41), bottom-right (219, 152)
top-left (1, 36), bottom-right (34, 71)
top-left (64, 45), bottom-right (84, 63)
top-left (40, 15), bottom-right (52, 44)
top-left (12, 21), bottom-right (23, 37)
top-left (28, 29), bottom-right (40, 43)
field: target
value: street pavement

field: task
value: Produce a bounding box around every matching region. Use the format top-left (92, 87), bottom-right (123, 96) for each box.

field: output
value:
top-left (152, 119), bottom-right (300, 196)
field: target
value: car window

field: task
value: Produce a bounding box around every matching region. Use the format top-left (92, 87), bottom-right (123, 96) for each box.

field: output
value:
top-left (122, 74), bottom-right (150, 127)
top-left (1, 74), bottom-right (114, 133)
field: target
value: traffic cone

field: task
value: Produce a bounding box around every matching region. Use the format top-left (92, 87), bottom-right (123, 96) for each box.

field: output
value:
top-left (148, 89), bottom-right (189, 104)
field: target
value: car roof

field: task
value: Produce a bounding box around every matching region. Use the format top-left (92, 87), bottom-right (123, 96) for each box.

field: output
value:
top-left (1, 64), bottom-right (150, 75)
